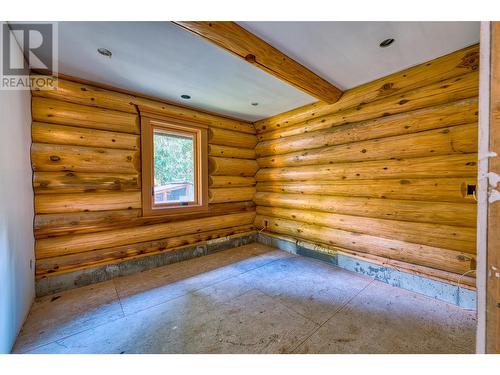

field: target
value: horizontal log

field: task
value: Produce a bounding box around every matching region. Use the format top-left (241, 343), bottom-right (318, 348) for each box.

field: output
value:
top-left (256, 177), bottom-right (477, 204)
top-left (258, 71), bottom-right (479, 142)
top-left (36, 211), bottom-right (256, 258)
top-left (34, 201), bottom-right (255, 239)
top-left (36, 225), bottom-right (255, 277)
top-left (33, 77), bottom-right (256, 134)
top-left (32, 78), bottom-right (138, 113)
top-left (255, 98), bottom-right (478, 157)
top-left (32, 122), bottom-right (140, 150)
top-left (31, 143), bottom-right (140, 173)
top-left (257, 123), bottom-right (477, 168)
top-left (254, 44), bottom-right (479, 133)
top-left (35, 209), bottom-right (140, 238)
top-left (255, 215), bottom-right (474, 275)
top-left (260, 231), bottom-right (475, 288)
top-left (209, 187), bottom-right (256, 203)
top-left (32, 97), bottom-right (140, 134)
top-left (256, 206), bottom-right (475, 253)
top-left (35, 191), bottom-right (142, 214)
top-left (256, 154), bottom-right (477, 182)
top-left (254, 192), bottom-right (476, 227)
top-left (209, 157), bottom-right (259, 177)
top-left (208, 144), bottom-right (256, 159)
top-left (33, 172), bottom-right (140, 194)
top-left (209, 127), bottom-right (257, 149)
top-left (209, 176), bottom-right (256, 187)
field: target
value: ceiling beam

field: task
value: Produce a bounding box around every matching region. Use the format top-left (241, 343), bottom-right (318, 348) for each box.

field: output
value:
top-left (173, 21), bottom-right (343, 104)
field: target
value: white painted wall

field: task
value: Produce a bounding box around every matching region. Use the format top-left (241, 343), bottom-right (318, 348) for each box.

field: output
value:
top-left (476, 21), bottom-right (491, 354)
top-left (0, 24), bottom-right (35, 353)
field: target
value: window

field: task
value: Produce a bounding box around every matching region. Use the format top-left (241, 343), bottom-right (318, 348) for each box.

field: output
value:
top-left (140, 110), bottom-right (208, 216)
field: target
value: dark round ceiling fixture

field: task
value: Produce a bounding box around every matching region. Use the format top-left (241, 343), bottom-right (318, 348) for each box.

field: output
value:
top-left (379, 38), bottom-right (395, 48)
top-left (97, 48), bottom-right (112, 57)
top-left (180, 94), bottom-right (191, 100)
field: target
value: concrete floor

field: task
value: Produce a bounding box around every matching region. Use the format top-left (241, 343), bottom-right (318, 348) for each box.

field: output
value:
top-left (14, 243), bottom-right (476, 354)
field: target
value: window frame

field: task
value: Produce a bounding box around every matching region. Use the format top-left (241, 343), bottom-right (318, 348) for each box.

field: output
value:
top-left (140, 110), bottom-right (208, 217)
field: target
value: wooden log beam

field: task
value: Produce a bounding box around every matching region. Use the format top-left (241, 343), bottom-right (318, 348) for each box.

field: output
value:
top-left (255, 98), bottom-right (478, 157)
top-left (35, 209), bottom-right (141, 238)
top-left (257, 123), bottom-right (478, 168)
top-left (255, 215), bottom-right (475, 275)
top-left (32, 77), bottom-right (138, 113)
top-left (33, 171), bottom-right (140, 194)
top-left (174, 21), bottom-right (342, 103)
top-left (31, 143), bottom-right (140, 173)
top-left (209, 187), bottom-right (256, 203)
top-left (257, 71), bottom-right (479, 142)
top-left (36, 225), bottom-right (256, 277)
top-left (256, 177), bottom-right (477, 204)
top-left (35, 191), bottom-right (142, 214)
top-left (209, 127), bottom-right (257, 149)
top-left (208, 144), bottom-right (256, 159)
top-left (36, 211), bottom-right (256, 258)
top-left (256, 154), bottom-right (478, 182)
top-left (32, 122), bottom-right (140, 150)
top-left (34, 201), bottom-right (256, 239)
top-left (254, 192), bottom-right (476, 227)
top-left (209, 157), bottom-right (259, 177)
top-left (209, 176), bottom-right (256, 188)
top-left (254, 44), bottom-right (479, 133)
top-left (32, 97), bottom-right (140, 134)
top-left (256, 206), bottom-right (475, 253)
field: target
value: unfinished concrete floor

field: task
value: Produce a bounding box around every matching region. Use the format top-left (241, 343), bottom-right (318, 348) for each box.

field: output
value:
top-left (13, 243), bottom-right (476, 354)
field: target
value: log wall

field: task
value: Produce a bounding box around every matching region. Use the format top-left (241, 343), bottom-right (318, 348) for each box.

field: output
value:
top-left (253, 45), bottom-right (480, 285)
top-left (31, 78), bottom-right (257, 278)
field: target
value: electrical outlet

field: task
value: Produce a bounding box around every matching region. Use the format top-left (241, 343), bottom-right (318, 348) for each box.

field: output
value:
top-left (466, 184), bottom-right (477, 196)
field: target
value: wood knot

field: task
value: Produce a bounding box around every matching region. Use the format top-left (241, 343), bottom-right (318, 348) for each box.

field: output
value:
top-left (245, 54), bottom-right (257, 63)
top-left (382, 82), bottom-right (393, 90)
top-left (49, 155), bottom-right (60, 162)
top-left (457, 51), bottom-right (479, 71)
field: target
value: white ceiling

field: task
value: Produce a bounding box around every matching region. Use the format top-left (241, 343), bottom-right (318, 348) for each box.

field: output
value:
top-left (29, 22), bottom-right (479, 122)
top-left (239, 21), bottom-right (480, 90)
top-left (42, 22), bottom-right (316, 121)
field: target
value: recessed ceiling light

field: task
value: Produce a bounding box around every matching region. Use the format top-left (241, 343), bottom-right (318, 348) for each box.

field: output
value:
top-left (97, 48), bottom-right (112, 57)
top-left (180, 94), bottom-right (191, 100)
top-left (251, 102), bottom-right (259, 106)
top-left (379, 38), bottom-right (395, 48)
